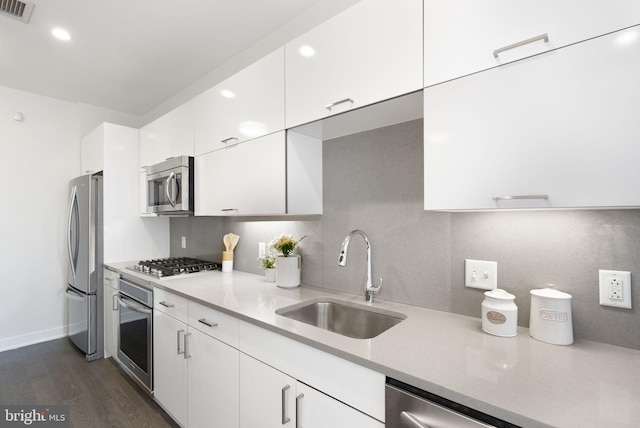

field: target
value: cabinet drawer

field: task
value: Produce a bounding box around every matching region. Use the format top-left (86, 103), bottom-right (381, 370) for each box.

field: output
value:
top-left (154, 288), bottom-right (188, 322)
top-left (188, 301), bottom-right (239, 348)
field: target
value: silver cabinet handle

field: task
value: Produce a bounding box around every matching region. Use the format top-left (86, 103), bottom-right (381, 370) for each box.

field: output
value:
top-left (221, 208), bottom-right (238, 213)
top-left (159, 301), bottom-right (175, 308)
top-left (295, 393), bottom-right (304, 428)
top-left (400, 411), bottom-right (430, 428)
top-left (184, 332), bottom-right (192, 359)
top-left (222, 137), bottom-right (238, 145)
top-left (493, 33), bottom-right (549, 58)
top-left (198, 318), bottom-right (218, 328)
top-left (492, 194), bottom-right (549, 201)
top-left (325, 97), bottom-right (354, 111)
top-left (177, 329), bottom-right (185, 355)
top-left (281, 385), bottom-right (291, 425)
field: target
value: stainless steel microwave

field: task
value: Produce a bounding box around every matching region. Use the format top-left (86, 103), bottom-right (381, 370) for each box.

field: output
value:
top-left (146, 156), bottom-right (194, 215)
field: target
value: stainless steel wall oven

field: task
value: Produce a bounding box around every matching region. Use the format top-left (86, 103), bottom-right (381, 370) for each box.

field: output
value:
top-left (117, 275), bottom-right (153, 393)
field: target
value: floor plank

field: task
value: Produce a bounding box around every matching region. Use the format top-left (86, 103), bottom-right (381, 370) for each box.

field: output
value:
top-left (0, 338), bottom-right (178, 428)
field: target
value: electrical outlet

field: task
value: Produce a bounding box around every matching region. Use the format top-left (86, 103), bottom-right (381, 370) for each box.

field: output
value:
top-left (465, 259), bottom-right (498, 290)
top-left (258, 242), bottom-right (266, 258)
top-left (181, 236), bottom-right (187, 249)
top-left (599, 270), bottom-right (632, 309)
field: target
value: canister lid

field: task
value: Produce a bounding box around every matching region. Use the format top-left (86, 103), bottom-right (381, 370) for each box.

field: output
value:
top-left (484, 288), bottom-right (515, 300)
top-left (530, 286), bottom-right (572, 299)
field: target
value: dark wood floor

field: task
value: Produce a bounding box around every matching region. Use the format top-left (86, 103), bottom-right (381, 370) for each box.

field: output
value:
top-left (0, 338), bottom-right (178, 428)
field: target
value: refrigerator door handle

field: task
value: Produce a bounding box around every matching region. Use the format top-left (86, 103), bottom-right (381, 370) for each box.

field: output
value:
top-left (66, 185), bottom-right (79, 281)
top-left (65, 287), bottom-right (86, 302)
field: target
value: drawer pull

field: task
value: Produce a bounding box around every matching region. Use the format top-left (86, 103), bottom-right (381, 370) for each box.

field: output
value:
top-left (493, 33), bottom-right (549, 58)
top-left (325, 97), bottom-right (354, 111)
top-left (198, 318), bottom-right (218, 328)
top-left (492, 194), bottom-right (549, 201)
top-left (159, 301), bottom-right (174, 308)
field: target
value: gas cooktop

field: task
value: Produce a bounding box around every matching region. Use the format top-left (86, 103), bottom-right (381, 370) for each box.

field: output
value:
top-left (127, 257), bottom-right (219, 278)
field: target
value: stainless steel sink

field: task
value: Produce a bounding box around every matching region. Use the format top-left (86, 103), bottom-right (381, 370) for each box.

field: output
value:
top-left (275, 297), bottom-right (406, 339)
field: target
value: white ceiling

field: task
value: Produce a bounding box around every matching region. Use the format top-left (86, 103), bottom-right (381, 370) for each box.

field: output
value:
top-left (0, 0), bottom-right (342, 116)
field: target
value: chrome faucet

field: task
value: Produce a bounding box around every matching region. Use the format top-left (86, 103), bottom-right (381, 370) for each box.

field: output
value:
top-left (338, 230), bottom-right (382, 303)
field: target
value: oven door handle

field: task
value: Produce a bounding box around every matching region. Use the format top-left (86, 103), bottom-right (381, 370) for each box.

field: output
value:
top-left (116, 295), bottom-right (152, 315)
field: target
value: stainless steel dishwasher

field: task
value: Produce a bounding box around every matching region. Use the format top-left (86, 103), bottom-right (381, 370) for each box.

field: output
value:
top-left (386, 378), bottom-right (520, 428)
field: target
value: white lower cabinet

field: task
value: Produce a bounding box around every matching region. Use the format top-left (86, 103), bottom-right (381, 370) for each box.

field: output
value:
top-left (239, 354), bottom-right (383, 428)
top-left (239, 353), bottom-right (296, 428)
top-left (103, 269), bottom-right (119, 361)
top-left (153, 291), bottom-right (240, 428)
top-left (187, 328), bottom-right (239, 428)
top-left (153, 309), bottom-right (189, 427)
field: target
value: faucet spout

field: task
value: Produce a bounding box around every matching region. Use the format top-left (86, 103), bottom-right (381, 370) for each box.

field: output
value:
top-left (337, 230), bottom-right (382, 303)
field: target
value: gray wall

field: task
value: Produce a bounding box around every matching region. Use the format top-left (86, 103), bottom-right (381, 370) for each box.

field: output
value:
top-left (171, 119), bottom-right (640, 350)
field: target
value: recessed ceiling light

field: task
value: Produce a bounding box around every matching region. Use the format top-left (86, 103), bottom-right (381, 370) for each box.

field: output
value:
top-left (52, 28), bottom-right (71, 41)
top-left (299, 45), bottom-right (315, 58)
top-left (221, 89), bottom-right (235, 99)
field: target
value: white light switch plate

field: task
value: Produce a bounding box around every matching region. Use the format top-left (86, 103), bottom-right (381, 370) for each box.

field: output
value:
top-left (599, 269), bottom-right (632, 309)
top-left (465, 259), bottom-right (498, 290)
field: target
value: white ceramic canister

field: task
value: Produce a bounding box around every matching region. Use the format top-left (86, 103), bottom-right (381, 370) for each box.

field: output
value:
top-left (529, 286), bottom-right (573, 345)
top-left (481, 289), bottom-right (518, 337)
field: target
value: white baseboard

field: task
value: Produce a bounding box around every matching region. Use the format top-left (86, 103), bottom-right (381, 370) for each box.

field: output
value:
top-left (0, 326), bottom-right (68, 353)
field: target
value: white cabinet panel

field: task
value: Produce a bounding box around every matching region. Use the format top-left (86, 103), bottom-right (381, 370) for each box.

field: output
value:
top-left (285, 0), bottom-right (423, 128)
top-left (195, 131), bottom-right (286, 216)
top-left (153, 309), bottom-right (188, 427)
top-left (424, 26), bottom-right (640, 210)
top-left (188, 328), bottom-right (239, 428)
top-left (103, 269), bottom-right (119, 361)
top-left (424, 0), bottom-right (640, 87)
top-left (239, 353), bottom-right (296, 428)
top-left (194, 48), bottom-right (285, 156)
top-left (296, 383), bottom-right (384, 428)
top-left (80, 125), bottom-right (104, 174)
top-left (140, 99), bottom-right (195, 168)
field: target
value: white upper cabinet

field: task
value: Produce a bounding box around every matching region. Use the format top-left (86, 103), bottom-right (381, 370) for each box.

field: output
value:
top-left (139, 99), bottom-right (195, 168)
top-left (80, 125), bottom-right (104, 174)
top-left (195, 131), bottom-right (286, 216)
top-left (194, 47), bottom-right (285, 156)
top-left (424, 0), bottom-right (640, 87)
top-left (285, 0), bottom-right (423, 128)
top-left (424, 26), bottom-right (640, 210)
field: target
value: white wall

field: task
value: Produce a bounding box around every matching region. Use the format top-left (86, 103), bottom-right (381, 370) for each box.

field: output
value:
top-left (0, 86), bottom-right (80, 350)
top-left (0, 86), bottom-right (145, 351)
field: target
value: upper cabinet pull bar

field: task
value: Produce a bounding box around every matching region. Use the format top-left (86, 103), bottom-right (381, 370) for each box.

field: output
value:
top-left (492, 195), bottom-right (549, 201)
top-left (221, 137), bottom-right (238, 146)
top-left (325, 98), bottom-right (354, 111)
top-left (493, 33), bottom-right (549, 58)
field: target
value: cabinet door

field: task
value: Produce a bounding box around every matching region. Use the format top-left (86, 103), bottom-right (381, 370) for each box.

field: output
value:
top-left (195, 132), bottom-right (286, 216)
top-left (424, 26), bottom-right (640, 210)
top-left (285, 0), bottom-right (423, 128)
top-left (194, 48), bottom-right (285, 156)
top-left (153, 310), bottom-right (188, 427)
top-left (424, 0), bottom-right (640, 87)
top-left (296, 383), bottom-right (384, 428)
top-left (102, 270), bottom-right (118, 361)
top-left (188, 328), bottom-right (239, 428)
top-left (239, 354), bottom-right (296, 428)
top-left (140, 99), bottom-right (195, 168)
top-left (80, 124), bottom-right (104, 174)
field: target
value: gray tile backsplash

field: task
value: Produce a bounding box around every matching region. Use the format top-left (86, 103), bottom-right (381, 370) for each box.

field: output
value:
top-left (171, 118), bottom-right (640, 350)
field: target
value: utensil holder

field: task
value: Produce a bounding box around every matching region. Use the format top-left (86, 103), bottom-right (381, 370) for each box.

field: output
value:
top-left (222, 251), bottom-right (233, 272)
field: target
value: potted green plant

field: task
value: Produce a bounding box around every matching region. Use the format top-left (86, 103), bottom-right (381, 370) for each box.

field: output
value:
top-left (257, 248), bottom-right (277, 282)
top-left (269, 234), bottom-right (306, 288)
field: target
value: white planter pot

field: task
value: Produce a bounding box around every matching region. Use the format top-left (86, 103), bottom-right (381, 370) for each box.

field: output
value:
top-left (264, 268), bottom-right (276, 282)
top-left (276, 256), bottom-right (300, 288)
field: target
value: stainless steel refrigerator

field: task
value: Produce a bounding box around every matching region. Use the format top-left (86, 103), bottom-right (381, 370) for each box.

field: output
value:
top-left (66, 174), bottom-right (104, 361)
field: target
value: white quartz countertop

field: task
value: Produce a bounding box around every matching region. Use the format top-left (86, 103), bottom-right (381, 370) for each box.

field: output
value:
top-left (106, 262), bottom-right (640, 428)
